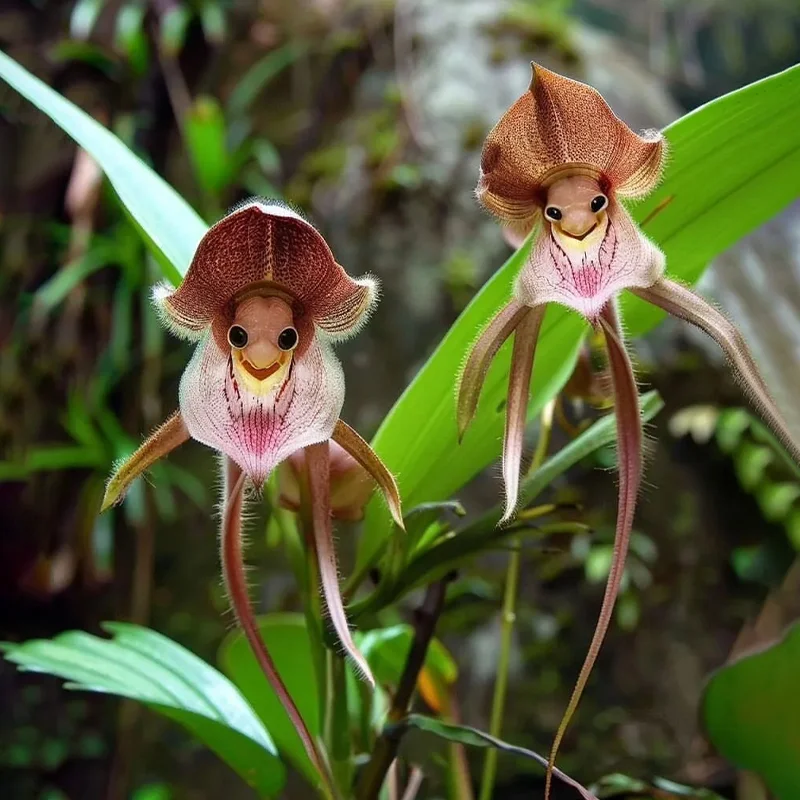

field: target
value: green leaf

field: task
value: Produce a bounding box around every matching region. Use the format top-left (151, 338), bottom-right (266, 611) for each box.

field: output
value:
top-left (0, 50), bottom-right (206, 283)
top-left (357, 63), bottom-right (800, 581)
top-left (32, 247), bottom-right (115, 316)
top-left (70, 0), bottom-right (105, 39)
top-left (592, 773), bottom-right (725, 799)
top-left (702, 621), bottom-right (800, 799)
top-left (218, 613), bottom-right (320, 789)
top-left (356, 625), bottom-right (457, 686)
top-left (402, 714), bottom-right (597, 800)
top-left (159, 5), bottom-right (191, 57)
top-left (227, 42), bottom-right (308, 117)
top-left (185, 96), bottom-right (231, 197)
top-left (352, 392), bottom-right (663, 616)
top-left (2, 623), bottom-right (285, 797)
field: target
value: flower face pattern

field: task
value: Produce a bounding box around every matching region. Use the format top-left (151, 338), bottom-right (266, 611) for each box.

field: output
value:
top-left (101, 201), bottom-right (402, 792)
top-left (461, 64), bottom-right (800, 797)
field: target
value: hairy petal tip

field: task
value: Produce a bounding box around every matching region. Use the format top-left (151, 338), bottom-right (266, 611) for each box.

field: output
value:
top-left (545, 303), bottom-right (642, 799)
top-left (101, 410), bottom-right (189, 512)
top-left (331, 419), bottom-right (404, 530)
top-left (306, 441), bottom-right (376, 687)
top-left (633, 279), bottom-right (800, 467)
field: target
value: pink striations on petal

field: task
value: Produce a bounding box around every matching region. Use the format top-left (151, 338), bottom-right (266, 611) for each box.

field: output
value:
top-left (179, 333), bottom-right (343, 485)
top-left (516, 201), bottom-right (664, 323)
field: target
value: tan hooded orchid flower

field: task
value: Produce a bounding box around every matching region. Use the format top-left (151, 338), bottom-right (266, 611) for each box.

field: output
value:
top-left (459, 64), bottom-right (800, 795)
top-left (101, 201), bottom-right (403, 788)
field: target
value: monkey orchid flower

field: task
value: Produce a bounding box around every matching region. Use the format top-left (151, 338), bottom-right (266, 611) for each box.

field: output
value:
top-left (101, 201), bottom-right (403, 786)
top-left (459, 64), bottom-right (800, 796)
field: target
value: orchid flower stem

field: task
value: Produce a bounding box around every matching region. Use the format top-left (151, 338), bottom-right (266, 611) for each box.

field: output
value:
top-left (298, 471), bottom-right (329, 732)
top-left (220, 458), bottom-right (336, 800)
top-left (356, 579), bottom-right (451, 800)
top-left (325, 650), bottom-right (353, 791)
top-left (479, 401), bottom-right (555, 800)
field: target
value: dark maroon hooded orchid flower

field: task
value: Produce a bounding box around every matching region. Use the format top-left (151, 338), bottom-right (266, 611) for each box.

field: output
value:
top-left (459, 64), bottom-right (800, 796)
top-left (101, 201), bottom-right (403, 786)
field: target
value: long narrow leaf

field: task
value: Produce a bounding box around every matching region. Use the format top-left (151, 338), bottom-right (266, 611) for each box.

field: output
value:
top-left (0, 50), bottom-right (206, 281)
top-left (402, 714), bottom-right (598, 800)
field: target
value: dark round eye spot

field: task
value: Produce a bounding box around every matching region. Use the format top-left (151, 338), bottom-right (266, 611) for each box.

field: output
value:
top-left (227, 324), bottom-right (248, 349)
top-left (590, 194), bottom-right (607, 213)
top-left (278, 326), bottom-right (299, 352)
top-left (545, 206), bottom-right (562, 221)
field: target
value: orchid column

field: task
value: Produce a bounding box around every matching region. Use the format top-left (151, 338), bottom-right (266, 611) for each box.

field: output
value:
top-left (459, 64), bottom-right (800, 796)
top-left (101, 202), bottom-right (402, 790)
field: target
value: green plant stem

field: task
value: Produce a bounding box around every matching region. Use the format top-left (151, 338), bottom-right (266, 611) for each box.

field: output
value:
top-left (478, 536), bottom-right (520, 800)
top-left (356, 579), bottom-right (451, 800)
top-left (297, 478), bottom-right (328, 734)
top-left (325, 650), bottom-right (353, 791)
top-left (479, 401), bottom-right (554, 800)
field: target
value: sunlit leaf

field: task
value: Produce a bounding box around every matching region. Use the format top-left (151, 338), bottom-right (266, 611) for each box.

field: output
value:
top-left (218, 614), bottom-right (320, 789)
top-left (2, 623), bottom-right (285, 797)
top-left (351, 392), bottom-right (663, 616)
top-left (702, 621), bottom-right (800, 799)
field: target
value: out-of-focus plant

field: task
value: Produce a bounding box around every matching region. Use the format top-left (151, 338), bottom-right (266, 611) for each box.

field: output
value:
top-left (1, 44), bottom-right (800, 800)
top-left (701, 560), bottom-right (800, 798)
top-left (671, 404), bottom-right (800, 561)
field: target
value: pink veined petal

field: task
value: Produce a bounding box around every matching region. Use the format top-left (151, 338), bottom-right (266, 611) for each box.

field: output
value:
top-left (219, 457), bottom-right (333, 793)
top-left (179, 333), bottom-right (343, 486)
top-left (545, 301), bottom-right (643, 800)
top-left (516, 201), bottom-right (664, 323)
top-left (305, 441), bottom-right (376, 687)
top-left (501, 305), bottom-right (545, 521)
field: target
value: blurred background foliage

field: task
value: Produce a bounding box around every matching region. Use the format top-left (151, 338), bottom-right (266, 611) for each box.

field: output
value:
top-left (1, 0), bottom-right (799, 798)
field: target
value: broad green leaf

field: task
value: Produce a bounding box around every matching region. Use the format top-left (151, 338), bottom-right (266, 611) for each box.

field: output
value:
top-left (218, 613), bottom-right (320, 789)
top-left (0, 50), bottom-right (206, 283)
top-left (402, 714), bottom-right (597, 800)
top-left (357, 64), bottom-right (800, 580)
top-left (351, 392), bottom-right (663, 616)
top-left (2, 623), bottom-right (285, 797)
top-left (702, 621), bottom-right (800, 799)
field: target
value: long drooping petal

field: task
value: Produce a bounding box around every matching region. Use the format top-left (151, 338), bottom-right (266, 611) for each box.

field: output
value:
top-left (545, 302), bottom-right (642, 800)
top-left (634, 278), bottom-right (800, 465)
top-left (501, 305), bottom-right (545, 521)
top-left (220, 457), bottom-right (334, 796)
top-left (180, 334), bottom-right (343, 487)
top-left (331, 419), bottom-right (404, 529)
top-left (516, 201), bottom-right (664, 323)
top-left (305, 441), bottom-right (376, 687)
top-left (457, 299), bottom-right (530, 440)
top-left (101, 410), bottom-right (189, 511)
